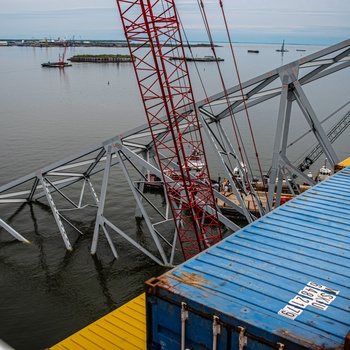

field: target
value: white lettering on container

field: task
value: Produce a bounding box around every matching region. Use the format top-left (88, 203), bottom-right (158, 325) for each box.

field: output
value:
top-left (278, 281), bottom-right (339, 320)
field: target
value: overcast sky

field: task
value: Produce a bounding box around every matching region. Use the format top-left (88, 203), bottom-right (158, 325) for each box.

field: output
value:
top-left (1, 0), bottom-right (349, 45)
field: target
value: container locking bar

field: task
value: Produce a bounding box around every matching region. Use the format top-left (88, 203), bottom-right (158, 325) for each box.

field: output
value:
top-left (212, 315), bottom-right (221, 350)
top-left (181, 302), bottom-right (188, 350)
top-left (238, 326), bottom-right (247, 350)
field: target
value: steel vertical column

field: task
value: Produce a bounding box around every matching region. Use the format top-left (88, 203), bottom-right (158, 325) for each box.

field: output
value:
top-left (91, 146), bottom-right (115, 257)
top-left (274, 91), bottom-right (294, 207)
top-left (267, 75), bottom-right (290, 210)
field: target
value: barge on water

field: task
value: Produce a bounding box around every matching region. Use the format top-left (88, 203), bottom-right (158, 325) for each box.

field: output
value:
top-left (41, 62), bottom-right (72, 68)
top-left (42, 42), bottom-right (71, 68)
top-left (145, 166), bottom-right (350, 350)
top-left (68, 54), bottom-right (134, 63)
top-left (169, 55), bottom-right (224, 62)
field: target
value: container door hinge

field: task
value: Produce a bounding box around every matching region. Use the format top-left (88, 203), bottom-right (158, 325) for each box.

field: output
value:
top-left (238, 326), bottom-right (247, 350)
top-left (181, 302), bottom-right (188, 350)
top-left (277, 342), bottom-right (285, 350)
top-left (212, 315), bottom-right (221, 350)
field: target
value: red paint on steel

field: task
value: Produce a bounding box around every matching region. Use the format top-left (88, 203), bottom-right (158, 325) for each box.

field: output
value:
top-left (115, 0), bottom-right (222, 260)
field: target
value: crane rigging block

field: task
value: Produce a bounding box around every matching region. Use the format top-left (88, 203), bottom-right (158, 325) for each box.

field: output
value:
top-left (115, 0), bottom-right (222, 260)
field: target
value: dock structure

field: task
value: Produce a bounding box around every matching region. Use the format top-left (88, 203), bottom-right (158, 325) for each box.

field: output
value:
top-left (68, 54), bottom-right (133, 63)
top-left (169, 55), bottom-right (224, 62)
top-left (49, 166), bottom-right (350, 349)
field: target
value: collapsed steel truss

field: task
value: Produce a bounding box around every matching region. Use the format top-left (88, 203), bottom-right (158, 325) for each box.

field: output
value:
top-left (0, 39), bottom-right (349, 265)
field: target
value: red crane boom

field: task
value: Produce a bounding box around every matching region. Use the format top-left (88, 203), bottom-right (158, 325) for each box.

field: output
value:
top-left (59, 42), bottom-right (69, 65)
top-left (115, 0), bottom-right (222, 260)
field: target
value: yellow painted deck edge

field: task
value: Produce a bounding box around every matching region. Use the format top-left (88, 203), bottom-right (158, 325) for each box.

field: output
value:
top-left (49, 293), bottom-right (146, 350)
top-left (335, 156), bottom-right (350, 172)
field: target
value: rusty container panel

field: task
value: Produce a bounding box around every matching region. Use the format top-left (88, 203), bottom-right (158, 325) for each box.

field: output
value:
top-left (145, 167), bottom-right (350, 350)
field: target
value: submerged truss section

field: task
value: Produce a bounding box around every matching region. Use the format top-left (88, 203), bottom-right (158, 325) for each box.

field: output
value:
top-left (0, 123), bottom-right (239, 266)
top-left (0, 39), bottom-right (349, 265)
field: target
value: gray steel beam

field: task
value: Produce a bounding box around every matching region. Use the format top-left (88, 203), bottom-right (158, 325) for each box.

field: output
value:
top-left (91, 146), bottom-right (114, 257)
top-left (115, 148), bottom-right (170, 266)
top-left (0, 218), bottom-right (30, 243)
top-left (38, 175), bottom-right (72, 251)
top-left (293, 82), bottom-right (339, 168)
top-left (267, 75), bottom-right (290, 210)
top-left (216, 75), bottom-right (279, 120)
top-left (274, 90), bottom-right (294, 208)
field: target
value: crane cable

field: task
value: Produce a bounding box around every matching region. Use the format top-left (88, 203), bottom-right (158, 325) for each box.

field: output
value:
top-left (289, 99), bottom-right (350, 150)
top-left (196, 0), bottom-right (264, 213)
top-left (178, 3), bottom-right (247, 175)
top-left (197, 0), bottom-right (256, 213)
top-left (217, 0), bottom-right (270, 209)
top-left (196, 0), bottom-right (245, 169)
top-left (177, 9), bottom-right (244, 195)
top-left (177, 9), bottom-right (232, 164)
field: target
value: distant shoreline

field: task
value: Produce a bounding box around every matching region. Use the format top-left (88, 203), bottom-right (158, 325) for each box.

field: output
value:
top-left (0, 39), bottom-right (220, 48)
top-left (0, 39), bottom-right (331, 49)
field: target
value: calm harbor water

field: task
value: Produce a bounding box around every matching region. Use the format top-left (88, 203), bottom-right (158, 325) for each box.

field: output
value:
top-left (0, 42), bottom-right (349, 349)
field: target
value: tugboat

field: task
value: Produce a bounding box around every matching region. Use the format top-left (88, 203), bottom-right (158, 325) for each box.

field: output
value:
top-left (41, 42), bottom-right (72, 68)
top-left (144, 149), bottom-right (208, 191)
top-left (185, 149), bottom-right (206, 175)
top-left (315, 158), bottom-right (332, 182)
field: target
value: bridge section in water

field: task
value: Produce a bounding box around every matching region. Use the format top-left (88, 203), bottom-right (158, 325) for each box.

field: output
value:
top-left (0, 40), bottom-right (350, 265)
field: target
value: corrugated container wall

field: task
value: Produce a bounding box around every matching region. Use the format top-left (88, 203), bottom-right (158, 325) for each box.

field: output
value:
top-left (145, 167), bottom-right (350, 350)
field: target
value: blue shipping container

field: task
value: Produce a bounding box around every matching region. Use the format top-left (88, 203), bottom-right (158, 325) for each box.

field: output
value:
top-left (145, 167), bottom-right (350, 349)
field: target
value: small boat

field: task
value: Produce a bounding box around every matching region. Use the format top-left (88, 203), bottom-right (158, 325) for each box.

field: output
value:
top-left (185, 149), bottom-right (205, 174)
top-left (276, 40), bottom-right (289, 52)
top-left (315, 159), bottom-right (332, 182)
top-left (41, 42), bottom-right (72, 68)
top-left (247, 50), bottom-right (259, 54)
top-left (144, 149), bottom-right (208, 191)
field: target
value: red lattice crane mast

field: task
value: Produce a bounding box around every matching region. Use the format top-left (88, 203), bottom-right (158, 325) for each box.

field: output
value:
top-left (115, 0), bottom-right (222, 260)
top-left (59, 42), bottom-right (69, 66)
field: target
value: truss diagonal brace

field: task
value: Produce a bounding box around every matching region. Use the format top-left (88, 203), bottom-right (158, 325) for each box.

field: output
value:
top-left (38, 175), bottom-right (73, 251)
top-left (200, 116), bottom-right (257, 222)
top-left (293, 81), bottom-right (340, 168)
top-left (103, 217), bottom-right (164, 266)
top-left (0, 218), bottom-right (30, 243)
top-left (115, 147), bottom-right (170, 266)
top-left (91, 147), bottom-right (116, 257)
